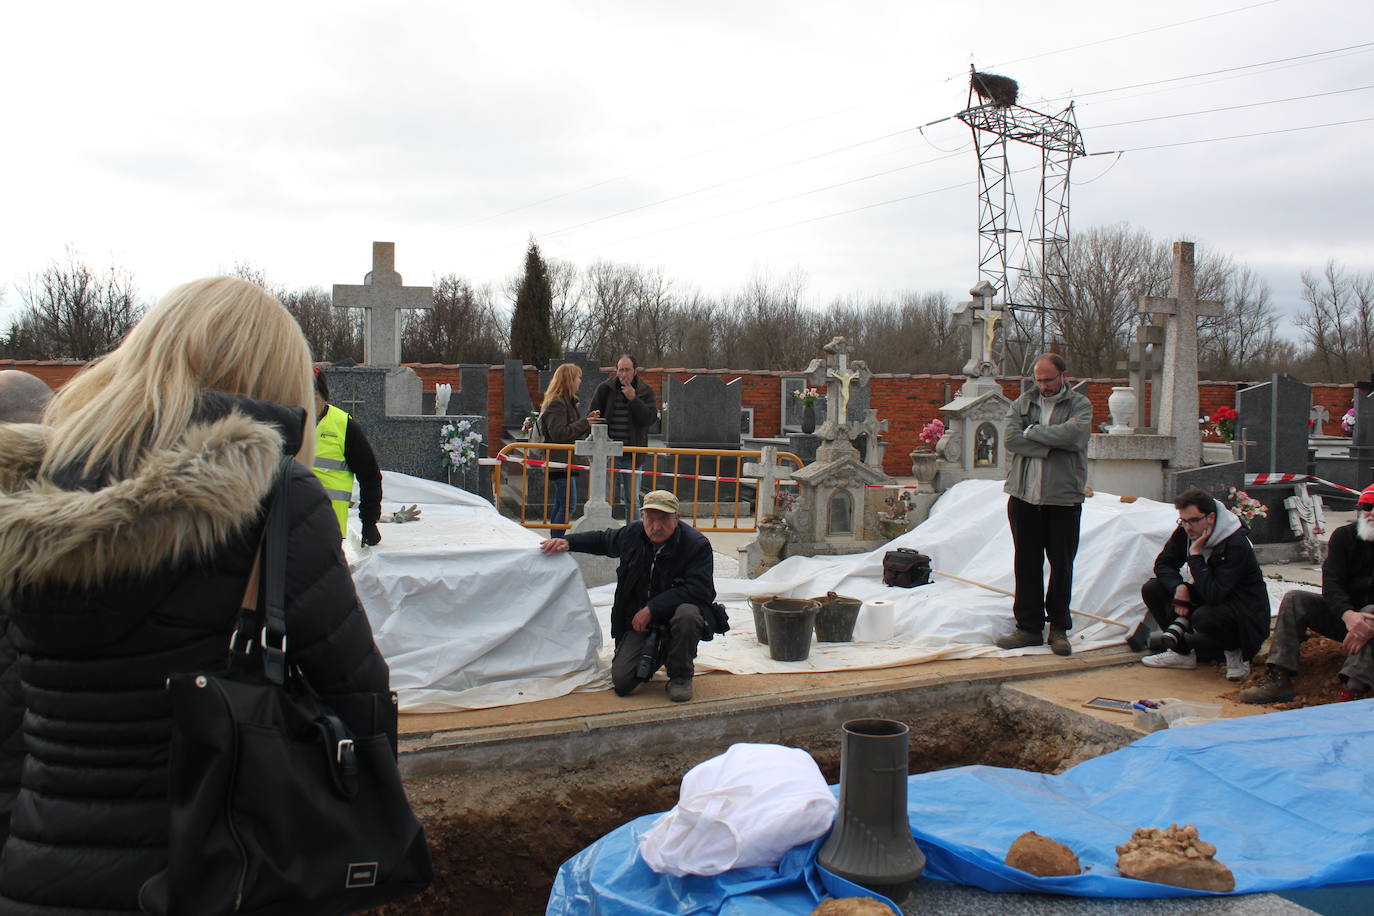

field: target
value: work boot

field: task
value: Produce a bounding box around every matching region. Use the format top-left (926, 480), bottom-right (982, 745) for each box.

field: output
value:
top-left (1142, 649), bottom-right (1197, 669)
top-left (666, 676), bottom-right (693, 703)
top-left (995, 628), bottom-right (1043, 650)
top-left (1048, 627), bottom-right (1071, 656)
top-left (1238, 667), bottom-right (1295, 704)
top-left (1223, 649), bottom-right (1250, 682)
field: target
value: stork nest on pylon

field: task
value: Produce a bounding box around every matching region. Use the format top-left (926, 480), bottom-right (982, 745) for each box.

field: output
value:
top-left (970, 71), bottom-right (1019, 107)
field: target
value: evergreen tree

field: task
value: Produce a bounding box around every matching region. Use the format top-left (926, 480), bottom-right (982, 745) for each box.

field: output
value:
top-left (509, 239), bottom-right (558, 368)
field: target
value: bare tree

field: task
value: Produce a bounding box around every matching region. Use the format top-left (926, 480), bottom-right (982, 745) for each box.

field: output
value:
top-left (1198, 265), bottom-right (1281, 380)
top-left (278, 286), bottom-right (363, 363)
top-left (1292, 261), bottom-right (1374, 382)
top-left (402, 274), bottom-right (506, 364)
top-left (8, 249), bottom-right (142, 360)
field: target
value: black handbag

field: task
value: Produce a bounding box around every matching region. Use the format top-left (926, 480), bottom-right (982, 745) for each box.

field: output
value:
top-left (882, 548), bottom-right (932, 588)
top-left (139, 457), bottom-right (432, 915)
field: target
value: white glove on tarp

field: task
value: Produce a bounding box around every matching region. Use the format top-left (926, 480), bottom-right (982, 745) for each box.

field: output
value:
top-left (638, 743), bottom-right (836, 877)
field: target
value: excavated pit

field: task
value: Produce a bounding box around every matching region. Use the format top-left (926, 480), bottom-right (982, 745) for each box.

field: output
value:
top-left (374, 683), bottom-right (1135, 916)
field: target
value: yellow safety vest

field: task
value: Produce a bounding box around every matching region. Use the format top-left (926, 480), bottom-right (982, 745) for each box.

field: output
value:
top-left (312, 404), bottom-right (354, 537)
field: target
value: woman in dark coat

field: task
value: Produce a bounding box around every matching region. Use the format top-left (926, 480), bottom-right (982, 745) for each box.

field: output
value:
top-left (538, 362), bottom-right (600, 528)
top-left (0, 277), bottom-right (391, 914)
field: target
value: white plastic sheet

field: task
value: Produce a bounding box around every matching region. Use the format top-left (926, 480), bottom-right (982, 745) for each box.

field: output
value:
top-left (343, 472), bottom-right (606, 712)
top-left (638, 743), bottom-right (836, 877)
top-left (587, 479), bottom-right (1303, 674)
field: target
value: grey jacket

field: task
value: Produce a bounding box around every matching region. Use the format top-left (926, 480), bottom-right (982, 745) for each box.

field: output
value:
top-left (1003, 385), bottom-right (1093, 506)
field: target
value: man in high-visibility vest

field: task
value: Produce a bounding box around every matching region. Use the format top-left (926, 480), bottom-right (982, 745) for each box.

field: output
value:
top-left (312, 368), bottom-right (384, 544)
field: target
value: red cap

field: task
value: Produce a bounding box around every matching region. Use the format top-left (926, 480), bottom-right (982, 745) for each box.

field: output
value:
top-left (1361, 484), bottom-right (1374, 504)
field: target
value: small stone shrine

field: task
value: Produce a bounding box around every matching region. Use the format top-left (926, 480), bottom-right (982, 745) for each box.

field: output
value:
top-left (781, 339), bottom-right (894, 559)
top-left (934, 283), bottom-right (1013, 496)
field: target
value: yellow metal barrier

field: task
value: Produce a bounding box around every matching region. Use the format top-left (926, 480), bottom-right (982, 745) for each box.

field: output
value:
top-left (493, 443), bottom-right (803, 533)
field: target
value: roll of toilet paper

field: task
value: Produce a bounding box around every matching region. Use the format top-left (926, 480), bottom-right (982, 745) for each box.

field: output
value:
top-left (853, 599), bottom-right (895, 642)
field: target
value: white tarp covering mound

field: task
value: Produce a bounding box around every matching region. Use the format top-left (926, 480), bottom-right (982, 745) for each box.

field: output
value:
top-left (587, 479), bottom-right (1300, 675)
top-left (343, 472), bottom-right (607, 712)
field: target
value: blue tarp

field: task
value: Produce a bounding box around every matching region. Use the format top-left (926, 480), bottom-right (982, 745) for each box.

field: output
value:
top-left (546, 701), bottom-right (1374, 914)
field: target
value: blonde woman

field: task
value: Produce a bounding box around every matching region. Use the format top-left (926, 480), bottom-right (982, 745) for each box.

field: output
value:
top-left (0, 277), bottom-right (390, 912)
top-left (539, 363), bottom-right (600, 527)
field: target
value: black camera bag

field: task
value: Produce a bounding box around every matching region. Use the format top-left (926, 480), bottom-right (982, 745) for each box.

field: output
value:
top-left (882, 548), bottom-right (932, 588)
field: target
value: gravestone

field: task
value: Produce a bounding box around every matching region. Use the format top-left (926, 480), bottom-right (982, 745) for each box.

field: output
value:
top-left (332, 242), bottom-right (433, 368)
top-left (1141, 241), bottom-right (1223, 470)
top-left (780, 377), bottom-right (870, 432)
top-left (1236, 373), bottom-right (1311, 475)
top-left (421, 365), bottom-right (488, 418)
top-left (320, 366), bottom-right (488, 494)
top-left (504, 359), bottom-right (535, 428)
top-left (803, 337), bottom-right (872, 451)
top-left (537, 351), bottom-right (605, 412)
top-left (663, 375), bottom-right (742, 449)
top-left (1117, 320), bottom-right (1165, 433)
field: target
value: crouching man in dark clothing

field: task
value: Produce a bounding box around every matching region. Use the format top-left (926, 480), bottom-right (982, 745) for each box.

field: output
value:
top-left (539, 490), bottom-right (715, 702)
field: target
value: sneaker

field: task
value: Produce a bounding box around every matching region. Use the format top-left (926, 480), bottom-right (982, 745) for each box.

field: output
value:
top-left (1238, 667), bottom-right (1295, 704)
top-left (1223, 650), bottom-right (1250, 682)
top-left (1335, 686), bottom-right (1359, 703)
top-left (995, 628), bottom-right (1043, 650)
top-left (666, 677), bottom-right (693, 703)
top-left (1048, 627), bottom-right (1072, 657)
top-left (1141, 649), bottom-right (1198, 669)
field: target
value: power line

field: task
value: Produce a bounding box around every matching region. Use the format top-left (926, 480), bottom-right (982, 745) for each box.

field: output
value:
top-left (1100, 114), bottom-right (1374, 153)
top-left (1082, 84), bottom-right (1374, 129)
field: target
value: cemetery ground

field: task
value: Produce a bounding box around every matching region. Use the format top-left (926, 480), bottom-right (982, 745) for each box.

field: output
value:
top-left (372, 522), bottom-right (1356, 916)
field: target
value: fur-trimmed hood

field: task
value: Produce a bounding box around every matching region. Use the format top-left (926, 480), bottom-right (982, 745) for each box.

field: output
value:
top-left (0, 397), bottom-right (303, 596)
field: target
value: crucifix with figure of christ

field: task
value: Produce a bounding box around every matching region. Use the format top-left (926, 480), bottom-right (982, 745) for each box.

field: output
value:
top-left (804, 337), bottom-right (871, 438)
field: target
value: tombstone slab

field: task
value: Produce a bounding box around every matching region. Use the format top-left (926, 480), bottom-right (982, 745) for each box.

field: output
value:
top-left (1236, 373), bottom-right (1311, 475)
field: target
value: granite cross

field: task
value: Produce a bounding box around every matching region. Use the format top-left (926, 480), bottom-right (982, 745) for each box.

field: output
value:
top-left (742, 445), bottom-right (793, 520)
top-left (1139, 241), bottom-right (1223, 468)
top-left (332, 242), bottom-right (434, 368)
top-left (575, 424), bottom-right (624, 513)
top-left (953, 280), bottom-right (1002, 377)
top-left (1117, 320), bottom-right (1165, 433)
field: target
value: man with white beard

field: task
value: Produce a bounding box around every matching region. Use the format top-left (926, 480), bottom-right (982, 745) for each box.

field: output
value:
top-left (1241, 483), bottom-right (1374, 704)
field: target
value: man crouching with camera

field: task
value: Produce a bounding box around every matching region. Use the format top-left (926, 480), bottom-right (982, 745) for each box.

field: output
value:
top-left (540, 490), bottom-right (718, 702)
top-left (1139, 487), bottom-right (1270, 681)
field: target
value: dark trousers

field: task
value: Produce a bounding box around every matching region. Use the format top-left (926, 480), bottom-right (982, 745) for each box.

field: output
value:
top-left (1268, 590), bottom-right (1374, 686)
top-left (1007, 497), bottom-right (1081, 632)
top-left (1141, 578), bottom-right (1232, 656)
top-left (610, 603), bottom-right (706, 696)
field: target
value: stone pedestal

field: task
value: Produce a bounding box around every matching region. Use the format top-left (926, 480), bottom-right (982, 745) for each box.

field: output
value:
top-left (1086, 433), bottom-right (1175, 501)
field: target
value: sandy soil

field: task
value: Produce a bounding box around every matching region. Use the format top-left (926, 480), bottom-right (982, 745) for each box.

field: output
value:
top-left (1224, 635), bottom-right (1359, 708)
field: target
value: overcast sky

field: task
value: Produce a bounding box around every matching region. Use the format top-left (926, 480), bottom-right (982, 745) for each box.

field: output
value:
top-left (3, 0), bottom-right (1371, 340)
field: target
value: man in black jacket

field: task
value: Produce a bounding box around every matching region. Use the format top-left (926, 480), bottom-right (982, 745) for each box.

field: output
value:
top-left (1241, 483), bottom-right (1374, 704)
top-left (1139, 487), bottom-right (1270, 682)
top-left (539, 490), bottom-right (713, 702)
top-left (589, 355), bottom-right (658, 518)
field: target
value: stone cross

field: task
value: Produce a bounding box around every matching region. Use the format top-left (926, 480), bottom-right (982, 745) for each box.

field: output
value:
top-left (852, 409), bottom-right (888, 470)
top-left (804, 337), bottom-right (871, 436)
top-left (953, 280), bottom-right (1002, 377)
top-left (574, 424), bottom-right (624, 512)
top-left (1139, 241), bottom-right (1223, 468)
top-left (332, 242), bottom-right (434, 368)
top-left (743, 445), bottom-right (793, 519)
top-left (1118, 320), bottom-right (1165, 433)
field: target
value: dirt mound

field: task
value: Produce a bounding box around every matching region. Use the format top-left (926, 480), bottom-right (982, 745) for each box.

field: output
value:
top-left (1116, 824), bottom-right (1234, 892)
top-left (1005, 830), bottom-right (1081, 876)
top-left (1224, 635), bottom-right (1352, 708)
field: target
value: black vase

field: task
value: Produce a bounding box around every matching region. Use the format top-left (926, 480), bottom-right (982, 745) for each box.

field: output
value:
top-left (817, 718), bottom-right (925, 902)
top-left (801, 403), bottom-right (816, 434)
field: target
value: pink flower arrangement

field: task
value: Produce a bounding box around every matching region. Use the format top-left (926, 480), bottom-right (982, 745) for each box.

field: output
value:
top-left (918, 418), bottom-right (946, 448)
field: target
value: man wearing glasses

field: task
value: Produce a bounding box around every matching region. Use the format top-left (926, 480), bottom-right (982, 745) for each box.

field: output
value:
top-left (1240, 483), bottom-right (1374, 703)
top-left (1140, 487), bottom-right (1269, 680)
top-left (997, 354), bottom-right (1093, 656)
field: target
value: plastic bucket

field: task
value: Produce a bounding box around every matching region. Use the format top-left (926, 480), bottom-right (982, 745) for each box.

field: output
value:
top-left (748, 595), bottom-right (777, 645)
top-left (813, 592), bottom-right (862, 642)
top-left (763, 599), bottom-right (819, 661)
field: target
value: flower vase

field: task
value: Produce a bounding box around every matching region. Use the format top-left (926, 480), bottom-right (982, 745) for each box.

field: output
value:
top-left (909, 450), bottom-right (938, 492)
top-left (877, 516), bottom-right (908, 542)
top-left (800, 403), bottom-right (816, 434)
top-left (756, 520), bottom-right (789, 569)
top-left (1106, 386), bottom-right (1136, 435)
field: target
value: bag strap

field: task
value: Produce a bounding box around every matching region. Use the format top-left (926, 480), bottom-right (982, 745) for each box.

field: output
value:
top-left (228, 456), bottom-right (294, 684)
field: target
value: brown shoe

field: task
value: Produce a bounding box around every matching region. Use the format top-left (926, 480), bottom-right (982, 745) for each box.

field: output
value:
top-left (995, 628), bottom-right (1043, 650)
top-left (1048, 627), bottom-right (1072, 656)
top-left (666, 677), bottom-right (693, 703)
top-left (1238, 667), bottom-right (1295, 704)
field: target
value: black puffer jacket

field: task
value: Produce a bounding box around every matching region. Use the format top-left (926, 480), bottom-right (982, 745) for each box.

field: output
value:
top-left (0, 394), bottom-right (390, 915)
top-left (564, 520), bottom-right (715, 640)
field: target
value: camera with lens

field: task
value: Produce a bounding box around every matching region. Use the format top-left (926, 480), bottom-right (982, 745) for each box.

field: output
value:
top-left (1160, 617), bottom-right (1193, 651)
top-left (635, 629), bottom-right (661, 681)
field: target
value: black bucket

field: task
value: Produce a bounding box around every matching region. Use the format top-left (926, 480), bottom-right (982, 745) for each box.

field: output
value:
top-left (763, 598), bottom-right (818, 662)
top-left (813, 591), bottom-right (862, 642)
top-left (748, 595), bottom-right (777, 645)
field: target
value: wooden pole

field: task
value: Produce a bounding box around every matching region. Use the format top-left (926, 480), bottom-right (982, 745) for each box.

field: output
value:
top-left (932, 569), bottom-right (1132, 630)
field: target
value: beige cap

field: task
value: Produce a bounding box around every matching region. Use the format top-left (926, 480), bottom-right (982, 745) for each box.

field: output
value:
top-left (641, 490), bottom-right (679, 514)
